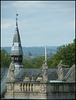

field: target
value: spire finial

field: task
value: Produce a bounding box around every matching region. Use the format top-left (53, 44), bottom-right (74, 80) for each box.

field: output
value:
top-left (16, 13), bottom-right (18, 27)
top-left (45, 45), bottom-right (47, 64)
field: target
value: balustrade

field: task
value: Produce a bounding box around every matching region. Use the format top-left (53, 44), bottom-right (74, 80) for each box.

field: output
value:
top-left (20, 83), bottom-right (33, 92)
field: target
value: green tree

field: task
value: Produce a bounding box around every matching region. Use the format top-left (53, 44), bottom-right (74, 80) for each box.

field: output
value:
top-left (48, 39), bottom-right (75, 67)
top-left (1, 49), bottom-right (11, 67)
top-left (32, 56), bottom-right (44, 67)
top-left (23, 56), bottom-right (44, 67)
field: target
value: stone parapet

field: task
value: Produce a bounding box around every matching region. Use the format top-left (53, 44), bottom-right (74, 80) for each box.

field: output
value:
top-left (5, 81), bottom-right (75, 99)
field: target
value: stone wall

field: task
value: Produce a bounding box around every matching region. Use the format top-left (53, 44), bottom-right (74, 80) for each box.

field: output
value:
top-left (5, 81), bottom-right (75, 99)
top-left (46, 82), bottom-right (75, 99)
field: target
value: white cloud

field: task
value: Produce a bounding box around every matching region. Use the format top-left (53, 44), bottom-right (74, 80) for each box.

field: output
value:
top-left (1, 1), bottom-right (45, 9)
top-left (1, 18), bottom-right (15, 29)
top-left (1, 1), bottom-right (75, 47)
top-left (1, 23), bottom-right (10, 29)
top-left (2, 1), bottom-right (74, 12)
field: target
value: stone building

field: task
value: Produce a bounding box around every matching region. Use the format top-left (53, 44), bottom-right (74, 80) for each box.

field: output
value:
top-left (2, 15), bottom-right (75, 99)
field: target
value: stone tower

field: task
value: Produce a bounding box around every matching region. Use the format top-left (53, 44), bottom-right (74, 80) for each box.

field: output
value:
top-left (11, 14), bottom-right (23, 68)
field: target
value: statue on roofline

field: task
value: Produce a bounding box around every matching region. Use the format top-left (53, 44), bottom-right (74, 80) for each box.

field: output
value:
top-left (57, 60), bottom-right (68, 81)
top-left (9, 61), bottom-right (15, 81)
top-left (41, 60), bottom-right (48, 82)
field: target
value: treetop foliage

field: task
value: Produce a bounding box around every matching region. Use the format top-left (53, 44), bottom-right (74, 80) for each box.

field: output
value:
top-left (47, 39), bottom-right (75, 67)
top-left (1, 49), bottom-right (11, 67)
top-left (1, 39), bottom-right (75, 68)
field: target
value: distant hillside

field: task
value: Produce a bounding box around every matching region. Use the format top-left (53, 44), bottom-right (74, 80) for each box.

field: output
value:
top-left (1, 46), bottom-right (57, 59)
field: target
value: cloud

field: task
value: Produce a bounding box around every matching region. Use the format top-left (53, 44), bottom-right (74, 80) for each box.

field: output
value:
top-left (1, 1), bottom-right (75, 47)
top-left (1, 1), bottom-right (44, 9)
top-left (1, 18), bottom-right (15, 29)
top-left (1, 23), bottom-right (10, 29)
top-left (2, 1), bottom-right (75, 13)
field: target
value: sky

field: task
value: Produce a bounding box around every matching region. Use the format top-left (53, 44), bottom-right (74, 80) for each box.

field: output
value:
top-left (1, 1), bottom-right (75, 47)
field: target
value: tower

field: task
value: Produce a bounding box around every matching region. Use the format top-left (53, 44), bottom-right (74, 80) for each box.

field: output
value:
top-left (11, 14), bottom-right (23, 67)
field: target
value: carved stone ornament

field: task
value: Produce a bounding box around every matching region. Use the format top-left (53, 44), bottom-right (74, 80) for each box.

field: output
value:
top-left (40, 84), bottom-right (46, 92)
top-left (7, 84), bottom-right (13, 91)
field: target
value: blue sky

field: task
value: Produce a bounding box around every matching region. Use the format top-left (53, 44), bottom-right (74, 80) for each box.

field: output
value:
top-left (1, 1), bottom-right (75, 47)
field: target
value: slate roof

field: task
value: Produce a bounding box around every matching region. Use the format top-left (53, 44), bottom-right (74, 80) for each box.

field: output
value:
top-left (1, 67), bottom-right (74, 98)
top-left (14, 67), bottom-right (70, 81)
top-left (13, 27), bottom-right (21, 43)
top-left (11, 21), bottom-right (23, 56)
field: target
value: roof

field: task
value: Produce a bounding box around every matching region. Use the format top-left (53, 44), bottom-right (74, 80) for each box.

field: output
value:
top-left (13, 27), bottom-right (21, 43)
top-left (11, 21), bottom-right (23, 56)
top-left (1, 67), bottom-right (74, 98)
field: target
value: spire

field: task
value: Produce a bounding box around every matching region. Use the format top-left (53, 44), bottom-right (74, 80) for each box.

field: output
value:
top-left (11, 14), bottom-right (23, 68)
top-left (45, 45), bottom-right (47, 64)
top-left (11, 14), bottom-right (23, 56)
top-left (16, 13), bottom-right (18, 27)
top-left (13, 14), bottom-right (21, 43)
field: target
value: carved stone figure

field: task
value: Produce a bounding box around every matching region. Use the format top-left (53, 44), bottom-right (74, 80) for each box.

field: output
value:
top-left (57, 60), bottom-right (68, 81)
top-left (41, 60), bottom-right (48, 82)
top-left (9, 61), bottom-right (15, 80)
top-left (57, 60), bottom-right (63, 81)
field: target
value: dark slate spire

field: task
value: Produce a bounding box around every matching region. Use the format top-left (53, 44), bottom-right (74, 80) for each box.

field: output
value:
top-left (13, 14), bottom-right (21, 44)
top-left (10, 14), bottom-right (23, 67)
